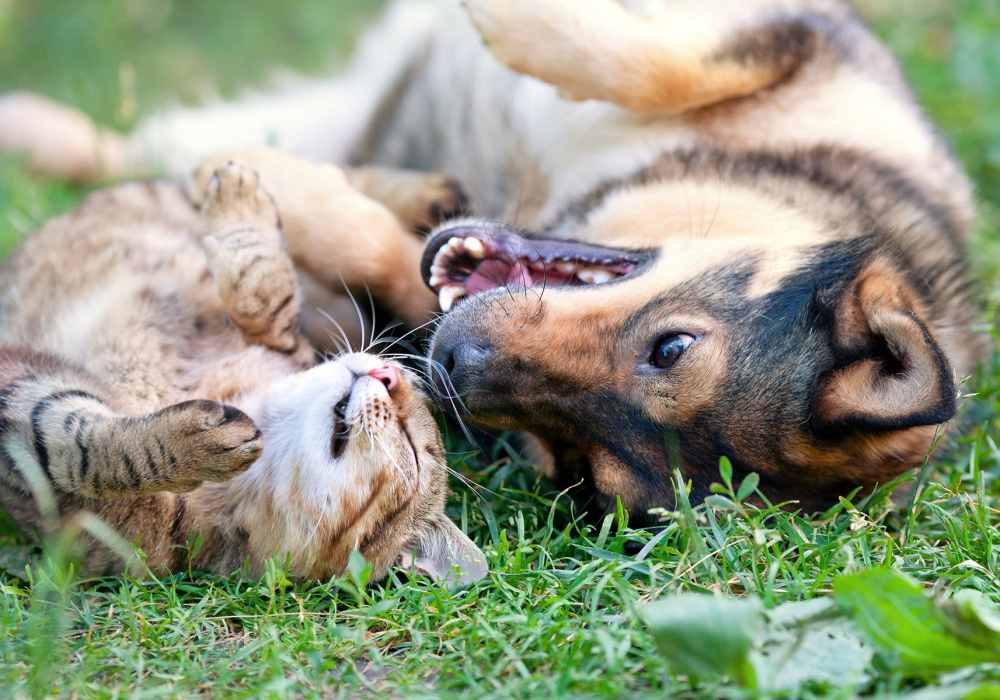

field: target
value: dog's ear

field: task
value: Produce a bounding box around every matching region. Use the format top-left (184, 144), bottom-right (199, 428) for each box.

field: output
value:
top-left (813, 257), bottom-right (956, 461)
top-left (398, 515), bottom-right (487, 589)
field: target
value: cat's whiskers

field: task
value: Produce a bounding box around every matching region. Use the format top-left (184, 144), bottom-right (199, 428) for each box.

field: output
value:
top-left (336, 274), bottom-right (373, 352)
top-left (363, 286), bottom-right (380, 352)
top-left (316, 307), bottom-right (354, 354)
top-left (377, 351), bottom-right (478, 447)
top-left (367, 315), bottom-right (441, 357)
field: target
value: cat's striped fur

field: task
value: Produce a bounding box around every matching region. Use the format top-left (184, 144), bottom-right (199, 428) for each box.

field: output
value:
top-left (0, 155), bottom-right (485, 583)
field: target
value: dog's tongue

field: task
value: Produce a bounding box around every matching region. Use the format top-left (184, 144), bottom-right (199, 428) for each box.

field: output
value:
top-left (466, 260), bottom-right (534, 294)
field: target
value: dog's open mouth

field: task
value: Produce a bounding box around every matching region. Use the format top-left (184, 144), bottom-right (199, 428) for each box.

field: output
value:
top-left (421, 223), bottom-right (651, 311)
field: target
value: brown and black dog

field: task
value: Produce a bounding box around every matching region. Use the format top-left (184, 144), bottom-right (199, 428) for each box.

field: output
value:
top-left (0, 0), bottom-right (989, 519)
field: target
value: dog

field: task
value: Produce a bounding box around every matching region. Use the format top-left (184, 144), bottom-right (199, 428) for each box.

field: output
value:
top-left (0, 0), bottom-right (989, 519)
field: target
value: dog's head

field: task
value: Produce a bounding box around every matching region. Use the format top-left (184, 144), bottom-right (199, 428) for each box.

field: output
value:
top-left (423, 151), bottom-right (965, 519)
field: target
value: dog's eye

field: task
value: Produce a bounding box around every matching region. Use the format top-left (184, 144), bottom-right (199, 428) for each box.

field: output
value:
top-left (650, 333), bottom-right (696, 370)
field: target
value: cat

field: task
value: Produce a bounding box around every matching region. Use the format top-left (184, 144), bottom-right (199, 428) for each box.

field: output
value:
top-left (0, 150), bottom-right (486, 584)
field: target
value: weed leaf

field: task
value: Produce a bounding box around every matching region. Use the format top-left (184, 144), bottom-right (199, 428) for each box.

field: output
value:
top-left (641, 593), bottom-right (763, 688)
top-left (834, 568), bottom-right (1000, 677)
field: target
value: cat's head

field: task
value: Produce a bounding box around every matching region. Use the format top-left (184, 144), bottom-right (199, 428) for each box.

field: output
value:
top-left (235, 352), bottom-right (486, 585)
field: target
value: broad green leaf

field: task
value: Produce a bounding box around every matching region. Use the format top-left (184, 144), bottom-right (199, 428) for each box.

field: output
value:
top-left (834, 568), bottom-right (1000, 677)
top-left (896, 683), bottom-right (1000, 700)
top-left (765, 596), bottom-right (838, 626)
top-left (756, 598), bottom-right (872, 691)
top-left (704, 495), bottom-right (738, 511)
top-left (942, 590), bottom-right (1000, 655)
top-left (641, 593), bottom-right (763, 688)
top-left (347, 549), bottom-right (371, 589)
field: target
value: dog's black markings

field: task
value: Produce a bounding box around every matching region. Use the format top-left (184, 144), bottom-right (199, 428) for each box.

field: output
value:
top-left (542, 147), bottom-right (964, 256)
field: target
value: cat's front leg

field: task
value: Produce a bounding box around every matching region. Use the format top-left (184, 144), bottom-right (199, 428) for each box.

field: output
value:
top-left (192, 148), bottom-right (437, 328)
top-left (0, 354), bottom-right (263, 500)
top-left (199, 161), bottom-right (312, 361)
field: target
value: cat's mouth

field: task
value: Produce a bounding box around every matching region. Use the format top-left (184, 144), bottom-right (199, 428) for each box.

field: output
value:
top-left (330, 396), bottom-right (351, 459)
top-left (421, 221), bottom-right (652, 311)
top-left (329, 362), bottom-right (407, 461)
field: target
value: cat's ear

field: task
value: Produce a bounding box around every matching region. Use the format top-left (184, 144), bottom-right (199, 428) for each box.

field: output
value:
top-left (399, 515), bottom-right (488, 588)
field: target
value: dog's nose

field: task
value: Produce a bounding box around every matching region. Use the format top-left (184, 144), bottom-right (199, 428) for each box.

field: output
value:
top-left (431, 337), bottom-right (492, 396)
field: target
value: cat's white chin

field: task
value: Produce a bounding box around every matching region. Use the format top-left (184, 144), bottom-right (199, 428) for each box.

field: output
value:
top-left (220, 353), bottom-right (419, 574)
top-left (238, 353), bottom-right (410, 511)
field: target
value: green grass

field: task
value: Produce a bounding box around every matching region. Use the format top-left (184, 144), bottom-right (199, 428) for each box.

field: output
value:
top-left (1, 1), bottom-right (998, 697)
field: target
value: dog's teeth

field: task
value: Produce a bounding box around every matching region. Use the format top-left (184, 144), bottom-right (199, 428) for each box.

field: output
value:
top-left (429, 273), bottom-right (445, 288)
top-left (431, 263), bottom-right (448, 276)
top-left (438, 285), bottom-right (465, 312)
top-left (556, 262), bottom-right (577, 274)
top-left (433, 249), bottom-right (451, 269)
top-left (446, 238), bottom-right (464, 251)
top-left (578, 269), bottom-right (612, 284)
top-left (463, 238), bottom-right (485, 258)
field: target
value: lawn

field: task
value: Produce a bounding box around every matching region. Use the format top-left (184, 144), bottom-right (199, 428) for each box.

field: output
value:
top-left (1, 1), bottom-right (998, 698)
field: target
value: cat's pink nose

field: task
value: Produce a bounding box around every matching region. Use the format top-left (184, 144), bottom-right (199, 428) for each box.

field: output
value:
top-left (368, 364), bottom-right (400, 392)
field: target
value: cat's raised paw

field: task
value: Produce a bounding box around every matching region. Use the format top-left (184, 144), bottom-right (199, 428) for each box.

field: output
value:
top-left (201, 161), bottom-right (281, 230)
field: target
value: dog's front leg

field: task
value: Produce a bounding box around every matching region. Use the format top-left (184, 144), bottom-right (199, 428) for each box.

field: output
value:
top-left (346, 167), bottom-right (467, 234)
top-left (463, 0), bottom-right (818, 115)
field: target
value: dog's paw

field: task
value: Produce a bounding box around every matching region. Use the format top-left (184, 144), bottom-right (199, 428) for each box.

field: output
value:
top-left (462, 0), bottom-right (601, 104)
top-left (200, 161), bottom-right (281, 231)
top-left (0, 92), bottom-right (106, 181)
top-left (347, 168), bottom-right (469, 234)
top-left (413, 175), bottom-right (469, 233)
top-left (462, 0), bottom-right (518, 60)
top-left (463, 0), bottom-right (563, 76)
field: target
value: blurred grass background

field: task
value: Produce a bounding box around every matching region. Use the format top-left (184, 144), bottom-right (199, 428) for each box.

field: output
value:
top-left (0, 1), bottom-right (998, 697)
top-left (0, 0), bottom-right (378, 124)
top-left (0, 0), bottom-right (380, 257)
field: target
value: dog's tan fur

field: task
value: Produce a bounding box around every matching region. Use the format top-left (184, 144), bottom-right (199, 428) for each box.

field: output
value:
top-left (0, 0), bottom-right (988, 516)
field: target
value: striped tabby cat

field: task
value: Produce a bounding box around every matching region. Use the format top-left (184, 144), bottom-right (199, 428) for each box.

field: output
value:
top-left (0, 152), bottom-right (485, 585)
